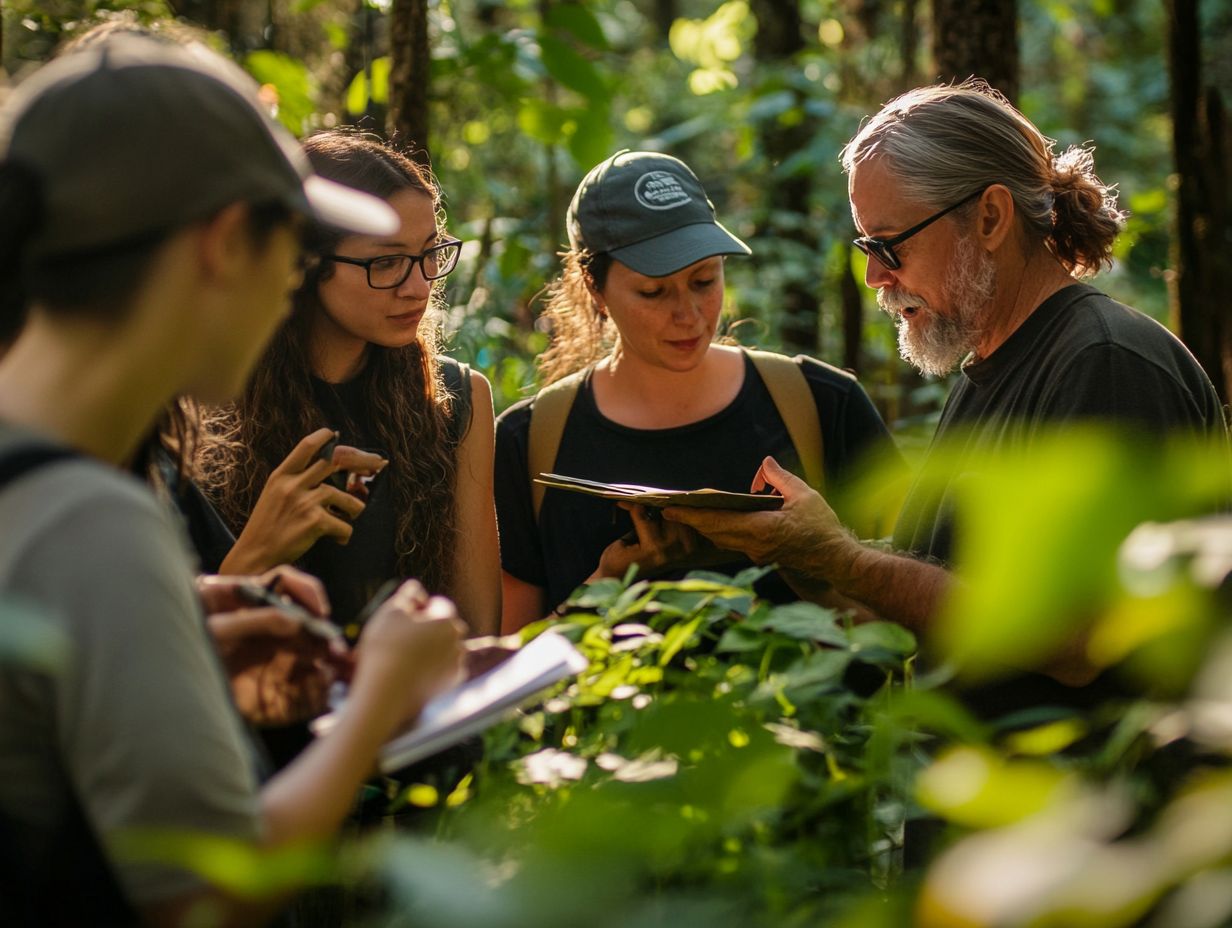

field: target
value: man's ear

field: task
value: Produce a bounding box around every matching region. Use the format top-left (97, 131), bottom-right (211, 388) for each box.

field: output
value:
top-left (196, 202), bottom-right (254, 283)
top-left (975, 184), bottom-right (1016, 253)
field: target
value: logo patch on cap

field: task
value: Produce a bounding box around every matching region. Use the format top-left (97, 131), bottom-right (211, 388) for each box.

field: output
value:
top-left (633, 171), bottom-right (692, 211)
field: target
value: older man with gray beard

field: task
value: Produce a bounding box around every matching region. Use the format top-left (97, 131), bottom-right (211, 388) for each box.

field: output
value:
top-left (666, 80), bottom-right (1225, 709)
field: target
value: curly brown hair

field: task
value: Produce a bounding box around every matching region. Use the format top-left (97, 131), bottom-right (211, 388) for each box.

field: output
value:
top-left (536, 250), bottom-right (616, 385)
top-left (197, 131), bottom-right (460, 594)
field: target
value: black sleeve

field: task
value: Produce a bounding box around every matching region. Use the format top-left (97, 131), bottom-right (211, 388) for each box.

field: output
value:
top-left (493, 400), bottom-right (548, 587)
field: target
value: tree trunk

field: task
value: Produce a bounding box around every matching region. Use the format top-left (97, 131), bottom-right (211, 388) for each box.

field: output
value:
top-left (931, 0), bottom-right (1019, 103)
top-left (750, 0), bottom-right (820, 355)
top-left (900, 0), bottom-right (920, 85)
top-left (840, 247), bottom-right (864, 373)
top-left (388, 0), bottom-right (431, 167)
top-left (652, 0), bottom-right (678, 39)
top-left (1167, 0), bottom-right (1232, 403)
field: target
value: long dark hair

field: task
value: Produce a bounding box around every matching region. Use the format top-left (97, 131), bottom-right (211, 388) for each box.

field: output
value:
top-left (199, 131), bottom-right (460, 594)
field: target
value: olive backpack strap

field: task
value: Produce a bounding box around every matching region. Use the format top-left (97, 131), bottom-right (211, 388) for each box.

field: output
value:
top-left (745, 348), bottom-right (825, 494)
top-left (0, 445), bottom-right (80, 491)
top-left (528, 367), bottom-right (590, 522)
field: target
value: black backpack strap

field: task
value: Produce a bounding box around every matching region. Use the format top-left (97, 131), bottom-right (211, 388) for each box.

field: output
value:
top-left (439, 357), bottom-right (474, 447)
top-left (0, 446), bottom-right (79, 491)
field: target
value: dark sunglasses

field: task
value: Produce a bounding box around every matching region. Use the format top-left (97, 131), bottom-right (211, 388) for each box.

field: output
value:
top-left (325, 238), bottom-right (462, 289)
top-left (852, 189), bottom-right (983, 271)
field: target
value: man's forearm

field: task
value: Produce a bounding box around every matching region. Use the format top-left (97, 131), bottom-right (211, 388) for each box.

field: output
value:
top-left (797, 537), bottom-right (951, 632)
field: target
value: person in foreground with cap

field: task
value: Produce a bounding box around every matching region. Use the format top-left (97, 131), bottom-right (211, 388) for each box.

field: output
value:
top-left (494, 150), bottom-right (902, 633)
top-left (0, 36), bottom-right (464, 927)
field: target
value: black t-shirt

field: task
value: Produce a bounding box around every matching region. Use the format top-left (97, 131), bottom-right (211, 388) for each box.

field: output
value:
top-left (298, 373), bottom-right (399, 627)
top-left (894, 283), bottom-right (1227, 566)
top-left (893, 283), bottom-right (1228, 718)
top-left (495, 351), bottom-right (903, 608)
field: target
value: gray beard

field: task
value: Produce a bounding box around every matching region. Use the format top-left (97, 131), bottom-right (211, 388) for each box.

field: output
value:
top-left (878, 237), bottom-right (997, 377)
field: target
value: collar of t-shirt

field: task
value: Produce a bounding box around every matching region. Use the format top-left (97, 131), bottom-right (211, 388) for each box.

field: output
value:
top-left (961, 282), bottom-right (1096, 387)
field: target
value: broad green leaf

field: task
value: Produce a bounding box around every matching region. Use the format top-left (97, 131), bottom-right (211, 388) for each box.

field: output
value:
top-left (537, 33), bottom-right (608, 101)
top-left (759, 602), bottom-right (849, 646)
top-left (849, 622), bottom-right (917, 656)
top-left (545, 3), bottom-right (608, 49)
top-left (716, 623), bottom-right (767, 653)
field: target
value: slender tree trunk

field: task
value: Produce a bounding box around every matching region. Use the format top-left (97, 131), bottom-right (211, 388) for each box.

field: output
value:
top-left (1167, 0), bottom-right (1232, 402)
top-left (652, 0), bottom-right (678, 39)
top-left (539, 0), bottom-right (564, 254)
top-left (899, 0), bottom-right (919, 85)
top-left (750, 0), bottom-right (819, 354)
top-left (931, 0), bottom-right (1019, 102)
top-left (388, 0), bottom-right (431, 166)
top-left (840, 247), bottom-right (864, 373)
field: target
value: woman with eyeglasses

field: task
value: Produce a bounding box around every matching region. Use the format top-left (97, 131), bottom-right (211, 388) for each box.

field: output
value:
top-left (494, 150), bottom-right (904, 633)
top-left (198, 131), bottom-right (500, 645)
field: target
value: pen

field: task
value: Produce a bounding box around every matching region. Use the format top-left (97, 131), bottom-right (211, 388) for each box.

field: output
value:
top-left (234, 578), bottom-right (343, 643)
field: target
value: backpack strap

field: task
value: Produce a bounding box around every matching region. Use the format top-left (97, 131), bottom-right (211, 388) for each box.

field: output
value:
top-left (528, 368), bottom-right (589, 522)
top-left (0, 445), bottom-right (80, 491)
top-left (744, 349), bottom-right (825, 493)
top-left (440, 357), bottom-right (474, 446)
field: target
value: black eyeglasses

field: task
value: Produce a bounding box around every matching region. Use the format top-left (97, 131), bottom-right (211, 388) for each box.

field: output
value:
top-left (325, 238), bottom-right (462, 289)
top-left (852, 189), bottom-right (983, 271)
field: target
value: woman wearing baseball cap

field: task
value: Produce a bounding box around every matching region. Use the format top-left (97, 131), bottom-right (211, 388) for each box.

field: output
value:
top-left (494, 150), bottom-right (902, 632)
top-left (0, 36), bottom-right (464, 924)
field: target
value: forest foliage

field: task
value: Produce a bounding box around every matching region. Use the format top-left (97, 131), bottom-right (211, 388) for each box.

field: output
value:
top-left (3, 2), bottom-right (1232, 926)
top-left (4, 0), bottom-right (1229, 425)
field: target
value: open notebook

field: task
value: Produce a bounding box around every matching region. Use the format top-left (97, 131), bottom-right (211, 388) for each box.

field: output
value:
top-left (535, 472), bottom-right (785, 511)
top-left (312, 631), bottom-right (589, 773)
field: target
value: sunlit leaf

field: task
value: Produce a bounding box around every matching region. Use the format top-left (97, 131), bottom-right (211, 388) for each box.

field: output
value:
top-left (344, 56), bottom-right (391, 115)
top-left (244, 50), bottom-right (316, 135)
top-left (916, 745), bottom-right (1072, 828)
top-left (111, 830), bottom-right (333, 898)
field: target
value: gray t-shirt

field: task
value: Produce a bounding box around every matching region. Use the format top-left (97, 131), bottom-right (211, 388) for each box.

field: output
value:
top-left (0, 425), bottom-right (260, 914)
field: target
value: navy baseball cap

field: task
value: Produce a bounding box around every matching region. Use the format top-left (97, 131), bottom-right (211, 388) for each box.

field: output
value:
top-left (566, 150), bottom-right (750, 277)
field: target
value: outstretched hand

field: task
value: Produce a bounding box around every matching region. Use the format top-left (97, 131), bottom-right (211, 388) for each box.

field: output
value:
top-left (198, 567), bottom-right (350, 726)
top-left (662, 456), bottom-right (856, 579)
top-left (220, 427), bottom-right (387, 575)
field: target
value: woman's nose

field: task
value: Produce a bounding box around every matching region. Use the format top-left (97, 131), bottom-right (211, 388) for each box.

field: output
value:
top-left (396, 262), bottom-right (432, 299)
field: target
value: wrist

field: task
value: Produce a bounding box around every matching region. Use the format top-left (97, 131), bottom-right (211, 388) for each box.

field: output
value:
top-left (221, 538), bottom-right (274, 577)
